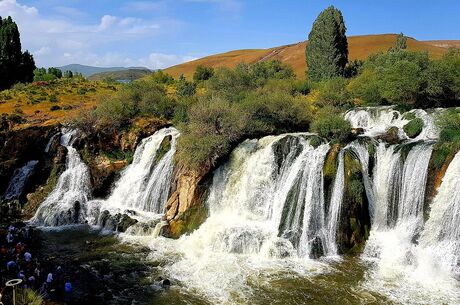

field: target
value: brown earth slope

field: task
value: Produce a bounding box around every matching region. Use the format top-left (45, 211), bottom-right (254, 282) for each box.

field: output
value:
top-left (165, 34), bottom-right (451, 79)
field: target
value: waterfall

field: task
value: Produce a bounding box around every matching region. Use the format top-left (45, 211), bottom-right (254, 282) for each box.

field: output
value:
top-left (3, 160), bottom-right (39, 201)
top-left (345, 107), bottom-right (439, 141)
top-left (85, 127), bottom-right (179, 229)
top-left (419, 151), bottom-right (460, 275)
top-left (371, 143), bottom-right (398, 228)
top-left (32, 129), bottom-right (91, 226)
top-left (179, 134), bottom-right (334, 259)
top-left (45, 132), bottom-right (60, 153)
top-left (347, 141), bottom-right (376, 219)
top-left (325, 150), bottom-right (344, 255)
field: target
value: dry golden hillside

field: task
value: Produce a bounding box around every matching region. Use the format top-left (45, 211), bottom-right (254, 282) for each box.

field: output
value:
top-left (165, 34), bottom-right (451, 79)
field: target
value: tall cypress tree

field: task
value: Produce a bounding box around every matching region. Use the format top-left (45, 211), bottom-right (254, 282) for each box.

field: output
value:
top-left (306, 6), bottom-right (348, 81)
top-left (0, 16), bottom-right (36, 90)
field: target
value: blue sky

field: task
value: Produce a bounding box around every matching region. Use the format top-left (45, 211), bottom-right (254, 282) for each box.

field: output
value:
top-left (1, 0), bottom-right (459, 69)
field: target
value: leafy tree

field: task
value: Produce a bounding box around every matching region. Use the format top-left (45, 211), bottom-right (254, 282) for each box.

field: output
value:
top-left (306, 6), bottom-right (348, 81)
top-left (64, 70), bottom-right (74, 78)
top-left (48, 67), bottom-right (63, 78)
top-left (393, 33), bottom-right (408, 52)
top-left (193, 65), bottom-right (214, 82)
top-left (0, 16), bottom-right (36, 89)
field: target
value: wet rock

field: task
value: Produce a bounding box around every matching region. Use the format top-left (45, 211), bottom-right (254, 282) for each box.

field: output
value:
top-left (117, 214), bottom-right (138, 232)
top-left (309, 236), bottom-right (325, 259)
top-left (351, 128), bottom-right (364, 136)
top-left (376, 126), bottom-right (401, 144)
top-left (272, 135), bottom-right (303, 174)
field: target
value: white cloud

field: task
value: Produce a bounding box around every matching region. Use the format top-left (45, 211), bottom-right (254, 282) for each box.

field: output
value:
top-left (0, 0), bottom-right (190, 69)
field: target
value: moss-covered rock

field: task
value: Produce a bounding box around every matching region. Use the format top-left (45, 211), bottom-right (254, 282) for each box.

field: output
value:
top-left (164, 202), bottom-right (208, 238)
top-left (403, 118), bottom-right (424, 138)
top-left (336, 150), bottom-right (371, 254)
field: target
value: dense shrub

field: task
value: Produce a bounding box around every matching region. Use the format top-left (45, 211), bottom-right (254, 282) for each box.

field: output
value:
top-left (313, 77), bottom-right (351, 107)
top-left (193, 65), bottom-right (214, 82)
top-left (311, 107), bottom-right (351, 143)
top-left (433, 109), bottom-right (460, 168)
top-left (176, 97), bottom-right (248, 169)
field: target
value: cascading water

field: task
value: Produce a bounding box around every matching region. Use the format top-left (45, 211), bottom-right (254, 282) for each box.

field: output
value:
top-left (3, 160), bottom-right (39, 201)
top-left (136, 133), bottom-right (353, 303)
top-left (345, 106), bottom-right (439, 141)
top-left (419, 151), bottom-right (460, 276)
top-left (85, 127), bottom-right (179, 230)
top-left (32, 129), bottom-right (91, 226)
top-left (325, 150), bottom-right (344, 256)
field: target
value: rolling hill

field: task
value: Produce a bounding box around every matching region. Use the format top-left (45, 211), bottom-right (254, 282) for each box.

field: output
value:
top-left (164, 34), bottom-right (455, 79)
top-left (57, 64), bottom-right (150, 77)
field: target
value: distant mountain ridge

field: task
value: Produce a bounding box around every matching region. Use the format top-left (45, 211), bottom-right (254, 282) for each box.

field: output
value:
top-left (57, 64), bottom-right (151, 77)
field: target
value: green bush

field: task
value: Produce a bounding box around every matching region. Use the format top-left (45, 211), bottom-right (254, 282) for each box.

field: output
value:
top-left (314, 77), bottom-right (351, 107)
top-left (193, 65), bottom-right (214, 82)
top-left (176, 97), bottom-right (248, 169)
top-left (403, 118), bottom-right (424, 138)
top-left (311, 107), bottom-right (351, 143)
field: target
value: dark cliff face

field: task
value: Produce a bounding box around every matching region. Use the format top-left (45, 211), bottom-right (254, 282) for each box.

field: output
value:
top-left (0, 125), bottom-right (63, 222)
top-left (0, 126), bottom-right (59, 195)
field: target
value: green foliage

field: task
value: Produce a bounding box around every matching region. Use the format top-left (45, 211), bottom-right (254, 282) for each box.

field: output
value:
top-left (437, 109), bottom-right (460, 143)
top-left (206, 60), bottom-right (295, 102)
top-left (306, 6), bottom-right (348, 81)
top-left (403, 118), bottom-right (424, 138)
top-left (176, 97), bottom-right (248, 169)
top-left (17, 289), bottom-right (44, 305)
top-left (292, 79), bottom-right (312, 95)
top-left (49, 94), bottom-right (58, 103)
top-left (150, 70), bottom-right (175, 85)
top-left (433, 109), bottom-right (460, 169)
top-left (176, 75), bottom-right (196, 97)
top-left (0, 16), bottom-right (36, 89)
top-left (63, 70), bottom-right (74, 78)
top-left (311, 106), bottom-right (351, 143)
top-left (314, 77), bottom-right (351, 107)
top-left (47, 67), bottom-right (63, 78)
top-left (33, 68), bottom-right (58, 82)
top-left (78, 79), bottom-right (177, 129)
top-left (344, 59), bottom-right (364, 78)
top-left (193, 65), bottom-right (214, 82)
top-left (391, 33), bottom-right (408, 52)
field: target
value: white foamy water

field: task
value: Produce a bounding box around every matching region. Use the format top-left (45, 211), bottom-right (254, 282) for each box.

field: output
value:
top-left (85, 127), bottom-right (179, 231)
top-left (345, 107), bottom-right (439, 141)
top-left (119, 134), bottom-right (357, 304)
top-left (32, 129), bottom-right (92, 226)
top-left (362, 143), bottom-right (460, 304)
top-left (3, 160), bottom-right (39, 201)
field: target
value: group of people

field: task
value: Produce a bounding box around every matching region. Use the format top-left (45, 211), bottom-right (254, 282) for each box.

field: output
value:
top-left (0, 223), bottom-right (73, 302)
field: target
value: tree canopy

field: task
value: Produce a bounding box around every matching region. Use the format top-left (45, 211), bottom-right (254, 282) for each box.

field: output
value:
top-left (0, 16), bottom-right (35, 90)
top-left (306, 6), bottom-right (348, 81)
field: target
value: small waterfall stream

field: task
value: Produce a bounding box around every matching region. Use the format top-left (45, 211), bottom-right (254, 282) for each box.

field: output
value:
top-left (86, 127), bottom-right (179, 230)
top-left (3, 160), bottom-right (39, 201)
top-left (32, 129), bottom-right (92, 226)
